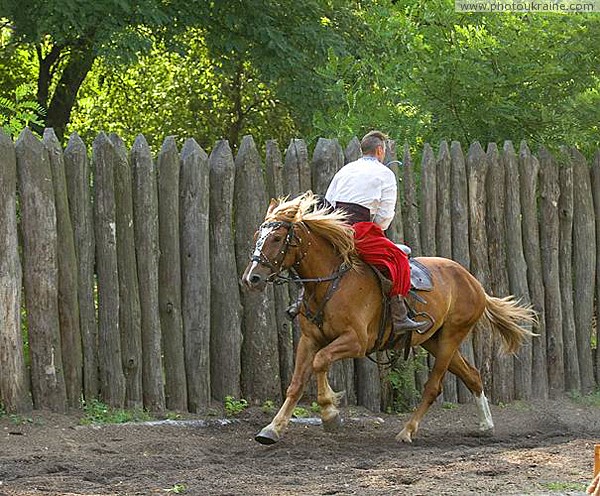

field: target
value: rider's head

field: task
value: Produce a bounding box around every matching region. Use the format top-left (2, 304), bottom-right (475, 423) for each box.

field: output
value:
top-left (360, 130), bottom-right (388, 163)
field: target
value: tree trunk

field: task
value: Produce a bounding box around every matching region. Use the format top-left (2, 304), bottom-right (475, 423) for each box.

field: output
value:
top-left (486, 143), bottom-right (513, 404)
top-left (157, 137), bottom-right (188, 411)
top-left (265, 140), bottom-right (293, 400)
top-left (209, 140), bottom-right (242, 401)
top-left (571, 148), bottom-right (596, 393)
top-left (503, 141), bottom-right (533, 400)
top-left (0, 131), bottom-right (31, 414)
top-left (592, 151), bottom-right (600, 386)
top-left (450, 141), bottom-right (475, 403)
top-left (234, 135), bottom-right (280, 403)
top-left (519, 142), bottom-right (548, 399)
top-left (16, 128), bottom-right (67, 412)
top-left (92, 133), bottom-right (125, 408)
top-left (43, 129), bottom-right (83, 408)
top-left (180, 139), bottom-right (212, 409)
top-left (466, 142), bottom-right (492, 393)
top-left (420, 144), bottom-right (437, 257)
top-left (539, 147), bottom-right (565, 397)
top-left (110, 134), bottom-right (142, 409)
top-left (557, 149), bottom-right (580, 392)
top-left (64, 133), bottom-right (98, 401)
top-left (131, 135), bottom-right (166, 412)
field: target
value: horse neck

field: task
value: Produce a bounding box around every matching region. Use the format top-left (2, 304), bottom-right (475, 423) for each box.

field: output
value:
top-left (294, 230), bottom-right (343, 281)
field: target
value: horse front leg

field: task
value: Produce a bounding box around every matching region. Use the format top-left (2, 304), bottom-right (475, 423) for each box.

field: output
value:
top-left (255, 335), bottom-right (317, 445)
top-left (313, 331), bottom-right (364, 432)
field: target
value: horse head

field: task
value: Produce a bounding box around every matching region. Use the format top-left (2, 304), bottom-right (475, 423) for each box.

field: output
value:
top-left (242, 198), bottom-right (302, 291)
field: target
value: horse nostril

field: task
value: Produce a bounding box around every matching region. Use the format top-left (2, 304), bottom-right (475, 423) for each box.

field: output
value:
top-left (249, 273), bottom-right (263, 284)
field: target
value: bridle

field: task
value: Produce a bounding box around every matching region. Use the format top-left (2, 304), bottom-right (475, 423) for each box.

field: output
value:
top-left (250, 220), bottom-right (300, 280)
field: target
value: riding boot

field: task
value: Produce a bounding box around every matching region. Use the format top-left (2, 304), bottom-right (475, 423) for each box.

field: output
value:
top-left (390, 295), bottom-right (431, 334)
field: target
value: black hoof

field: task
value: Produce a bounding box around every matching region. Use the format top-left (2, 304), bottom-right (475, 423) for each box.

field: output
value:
top-left (255, 427), bottom-right (279, 445)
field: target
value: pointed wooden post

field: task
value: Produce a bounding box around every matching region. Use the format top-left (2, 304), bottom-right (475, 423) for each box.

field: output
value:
top-left (157, 137), bottom-right (187, 411)
top-left (234, 135), bottom-right (280, 403)
top-left (43, 129), bottom-right (83, 408)
top-left (131, 135), bottom-right (165, 411)
top-left (209, 140), bottom-right (243, 401)
top-left (0, 131), bottom-right (31, 413)
top-left (180, 138), bottom-right (212, 409)
top-left (64, 133), bottom-right (98, 401)
top-left (420, 144), bottom-right (436, 257)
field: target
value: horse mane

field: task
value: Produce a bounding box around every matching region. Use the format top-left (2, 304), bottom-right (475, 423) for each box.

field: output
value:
top-left (265, 191), bottom-right (359, 268)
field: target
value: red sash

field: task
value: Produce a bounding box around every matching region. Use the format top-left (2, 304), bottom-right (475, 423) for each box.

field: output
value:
top-left (353, 222), bottom-right (410, 296)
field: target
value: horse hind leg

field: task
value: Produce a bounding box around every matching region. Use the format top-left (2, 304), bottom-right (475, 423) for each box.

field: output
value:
top-left (447, 350), bottom-right (494, 435)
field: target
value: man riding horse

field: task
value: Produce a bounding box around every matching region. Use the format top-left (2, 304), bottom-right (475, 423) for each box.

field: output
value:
top-left (324, 130), bottom-right (429, 335)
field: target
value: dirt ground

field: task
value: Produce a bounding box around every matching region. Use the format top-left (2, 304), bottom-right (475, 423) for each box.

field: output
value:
top-left (0, 398), bottom-right (598, 496)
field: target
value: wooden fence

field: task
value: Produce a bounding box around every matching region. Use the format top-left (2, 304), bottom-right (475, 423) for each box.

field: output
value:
top-left (0, 128), bottom-right (598, 414)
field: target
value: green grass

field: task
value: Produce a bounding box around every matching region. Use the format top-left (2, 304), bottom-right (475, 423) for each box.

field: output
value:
top-left (540, 481), bottom-right (587, 492)
top-left (569, 389), bottom-right (600, 407)
top-left (223, 396), bottom-right (248, 416)
top-left (80, 399), bottom-right (153, 425)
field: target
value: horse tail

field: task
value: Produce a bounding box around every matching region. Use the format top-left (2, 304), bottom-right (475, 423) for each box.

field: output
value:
top-left (483, 294), bottom-right (538, 354)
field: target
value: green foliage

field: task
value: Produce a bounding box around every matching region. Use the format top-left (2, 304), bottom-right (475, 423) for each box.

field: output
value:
top-left (223, 396), bottom-right (248, 416)
top-left (9, 414), bottom-right (33, 425)
top-left (261, 400), bottom-right (276, 414)
top-left (0, 402), bottom-right (6, 418)
top-left (313, 0), bottom-right (600, 155)
top-left (386, 348), bottom-right (428, 413)
top-left (164, 483), bottom-right (187, 494)
top-left (310, 402), bottom-right (321, 413)
top-left (292, 406), bottom-right (311, 418)
top-left (540, 481), bottom-right (587, 492)
top-left (569, 389), bottom-right (600, 407)
top-left (80, 399), bottom-right (152, 425)
top-left (0, 82), bottom-right (45, 137)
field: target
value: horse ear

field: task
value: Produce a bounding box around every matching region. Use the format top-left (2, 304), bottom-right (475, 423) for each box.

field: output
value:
top-left (266, 198), bottom-right (278, 215)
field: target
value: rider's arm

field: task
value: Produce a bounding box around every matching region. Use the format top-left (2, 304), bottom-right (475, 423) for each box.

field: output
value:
top-left (373, 169), bottom-right (397, 230)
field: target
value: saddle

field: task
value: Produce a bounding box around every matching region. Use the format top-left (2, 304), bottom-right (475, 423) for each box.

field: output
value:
top-left (369, 258), bottom-right (434, 358)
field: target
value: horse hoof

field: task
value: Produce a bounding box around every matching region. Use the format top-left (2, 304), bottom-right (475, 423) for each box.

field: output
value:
top-left (395, 429), bottom-right (413, 443)
top-left (255, 426), bottom-right (279, 445)
top-left (322, 414), bottom-right (342, 432)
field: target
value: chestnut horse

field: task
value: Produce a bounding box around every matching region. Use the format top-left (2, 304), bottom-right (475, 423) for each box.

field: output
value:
top-left (242, 192), bottom-right (536, 445)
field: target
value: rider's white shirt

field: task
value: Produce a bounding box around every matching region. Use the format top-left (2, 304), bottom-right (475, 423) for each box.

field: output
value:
top-left (325, 155), bottom-right (397, 230)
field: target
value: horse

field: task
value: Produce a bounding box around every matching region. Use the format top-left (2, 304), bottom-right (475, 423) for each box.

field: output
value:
top-left (242, 191), bottom-right (536, 445)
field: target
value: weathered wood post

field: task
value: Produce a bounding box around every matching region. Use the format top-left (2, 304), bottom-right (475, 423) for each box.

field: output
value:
top-left (402, 145), bottom-right (422, 256)
top-left (234, 135), bottom-right (280, 403)
top-left (43, 129), bottom-right (83, 408)
top-left (131, 135), bottom-right (166, 411)
top-left (558, 148), bottom-right (580, 393)
top-left (539, 147), bottom-right (565, 397)
top-left (420, 144), bottom-right (437, 257)
top-left (265, 140), bottom-right (294, 398)
top-left (93, 133), bottom-right (126, 407)
top-left (110, 134), bottom-right (143, 409)
top-left (209, 140), bottom-right (242, 401)
top-left (503, 141), bottom-right (533, 400)
top-left (592, 151), bottom-right (600, 385)
top-left (385, 139), bottom-right (404, 244)
top-left (180, 138), bottom-right (212, 408)
top-left (450, 141), bottom-right (475, 403)
top-left (16, 128), bottom-right (67, 412)
top-left (344, 136), bottom-right (361, 163)
top-left (519, 142), bottom-right (548, 399)
top-left (571, 148), bottom-right (596, 393)
top-left (157, 137), bottom-right (187, 411)
top-left (436, 140), bottom-right (457, 403)
top-left (486, 143), bottom-right (513, 404)
top-left (0, 131), bottom-right (31, 413)
top-left (283, 139), bottom-right (306, 197)
top-left (466, 142), bottom-right (492, 393)
top-left (64, 133), bottom-right (98, 401)
top-left (311, 138), bottom-right (355, 405)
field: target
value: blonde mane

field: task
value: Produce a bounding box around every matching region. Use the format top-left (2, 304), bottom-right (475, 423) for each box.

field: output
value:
top-left (264, 191), bottom-right (359, 268)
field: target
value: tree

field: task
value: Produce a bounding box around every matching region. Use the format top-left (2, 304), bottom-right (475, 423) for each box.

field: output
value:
top-left (0, 0), bottom-right (358, 141)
